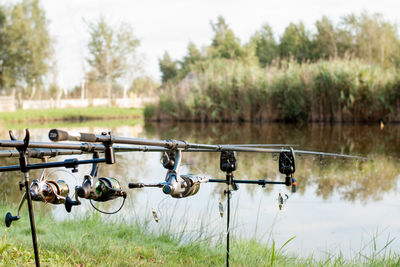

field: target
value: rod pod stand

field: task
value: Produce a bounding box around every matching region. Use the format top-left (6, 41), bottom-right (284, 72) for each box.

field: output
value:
top-left (4, 129), bottom-right (40, 267)
top-left (224, 172), bottom-right (236, 267)
top-left (221, 150), bottom-right (238, 267)
top-left (207, 149), bottom-right (297, 267)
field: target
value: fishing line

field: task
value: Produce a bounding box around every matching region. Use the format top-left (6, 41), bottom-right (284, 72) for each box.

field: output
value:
top-left (152, 195), bottom-right (169, 222)
top-left (253, 190), bottom-right (264, 238)
top-left (89, 197), bottom-right (126, 215)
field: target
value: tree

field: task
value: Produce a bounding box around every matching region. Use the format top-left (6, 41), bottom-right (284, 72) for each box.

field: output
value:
top-left (129, 76), bottom-right (159, 96)
top-left (0, 0), bottom-right (51, 98)
top-left (279, 22), bottom-right (312, 62)
top-left (312, 16), bottom-right (338, 60)
top-left (251, 23), bottom-right (278, 67)
top-left (180, 42), bottom-right (202, 76)
top-left (209, 16), bottom-right (248, 60)
top-left (339, 12), bottom-right (400, 66)
top-left (159, 51), bottom-right (178, 84)
top-left (86, 17), bottom-right (140, 101)
top-left (0, 7), bottom-right (7, 93)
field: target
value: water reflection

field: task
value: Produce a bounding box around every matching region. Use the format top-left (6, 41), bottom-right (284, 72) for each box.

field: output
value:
top-left (145, 122), bottom-right (400, 202)
top-left (145, 122), bottom-right (400, 155)
top-left (1, 122), bottom-right (400, 258)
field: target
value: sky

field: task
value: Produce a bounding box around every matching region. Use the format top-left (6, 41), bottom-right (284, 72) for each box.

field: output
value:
top-left (38, 0), bottom-right (400, 89)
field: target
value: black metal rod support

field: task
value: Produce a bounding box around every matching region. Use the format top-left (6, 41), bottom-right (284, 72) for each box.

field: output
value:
top-left (24, 173), bottom-right (40, 267)
top-left (0, 158), bottom-right (106, 172)
top-left (225, 176), bottom-right (232, 267)
top-left (209, 179), bottom-right (285, 185)
top-left (128, 183), bottom-right (163, 188)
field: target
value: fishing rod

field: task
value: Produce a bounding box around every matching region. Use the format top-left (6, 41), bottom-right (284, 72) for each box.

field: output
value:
top-left (0, 128), bottom-right (366, 160)
top-left (48, 129), bottom-right (294, 150)
top-left (48, 128), bottom-right (367, 160)
top-left (0, 138), bottom-right (295, 154)
top-left (0, 148), bottom-right (85, 158)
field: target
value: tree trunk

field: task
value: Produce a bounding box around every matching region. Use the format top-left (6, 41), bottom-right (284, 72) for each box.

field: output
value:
top-left (106, 75), bottom-right (112, 107)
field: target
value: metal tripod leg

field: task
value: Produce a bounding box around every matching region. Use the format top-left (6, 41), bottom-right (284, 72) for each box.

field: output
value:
top-left (24, 172), bottom-right (40, 267)
top-left (225, 186), bottom-right (231, 267)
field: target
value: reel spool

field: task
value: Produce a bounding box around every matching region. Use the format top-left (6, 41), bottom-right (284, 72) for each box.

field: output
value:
top-left (163, 174), bottom-right (203, 198)
top-left (95, 177), bottom-right (125, 202)
top-left (44, 169), bottom-right (78, 203)
top-left (30, 179), bottom-right (69, 204)
top-left (88, 176), bottom-right (127, 214)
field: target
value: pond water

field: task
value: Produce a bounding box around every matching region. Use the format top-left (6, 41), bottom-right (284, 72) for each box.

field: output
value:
top-left (1, 122), bottom-right (400, 259)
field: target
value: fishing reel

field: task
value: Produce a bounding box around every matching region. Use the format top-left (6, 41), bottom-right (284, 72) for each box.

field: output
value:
top-left (129, 149), bottom-right (208, 198)
top-left (159, 149), bottom-right (209, 198)
top-left (5, 167), bottom-right (71, 227)
top-left (65, 153), bottom-right (127, 213)
top-left (162, 173), bottom-right (204, 198)
top-left (75, 176), bottom-right (125, 202)
top-left (30, 179), bottom-right (69, 204)
top-left (279, 147), bottom-right (297, 193)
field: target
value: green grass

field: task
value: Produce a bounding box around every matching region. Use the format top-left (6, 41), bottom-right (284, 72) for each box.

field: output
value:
top-left (0, 107), bottom-right (144, 123)
top-left (1, 205), bottom-right (399, 266)
top-left (3, 118), bottom-right (144, 131)
top-left (0, 207), bottom-right (281, 266)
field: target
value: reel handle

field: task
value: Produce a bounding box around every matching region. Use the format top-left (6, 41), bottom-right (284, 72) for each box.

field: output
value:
top-left (128, 183), bottom-right (144, 188)
top-left (65, 196), bottom-right (80, 213)
top-left (5, 212), bottom-right (20, 227)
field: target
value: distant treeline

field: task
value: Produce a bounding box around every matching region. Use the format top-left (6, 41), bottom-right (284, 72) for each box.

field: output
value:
top-left (0, 0), bottom-right (51, 99)
top-left (148, 13), bottom-right (400, 123)
top-left (0, 0), bottom-right (150, 101)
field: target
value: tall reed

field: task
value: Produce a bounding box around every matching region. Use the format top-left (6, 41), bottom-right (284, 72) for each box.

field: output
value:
top-left (147, 59), bottom-right (400, 123)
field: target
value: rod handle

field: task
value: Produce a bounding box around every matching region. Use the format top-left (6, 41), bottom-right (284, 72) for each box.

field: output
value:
top-left (49, 129), bottom-right (70, 141)
top-left (49, 129), bottom-right (99, 142)
top-left (128, 183), bottom-right (144, 189)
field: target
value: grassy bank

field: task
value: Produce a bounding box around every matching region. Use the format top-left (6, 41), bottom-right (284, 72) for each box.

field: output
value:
top-left (0, 207), bottom-right (292, 266)
top-left (2, 118), bottom-right (144, 131)
top-left (1, 206), bottom-right (399, 266)
top-left (146, 59), bottom-right (400, 123)
top-left (0, 107), bottom-right (143, 123)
